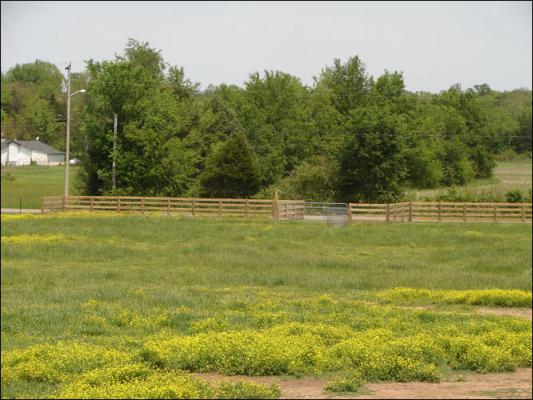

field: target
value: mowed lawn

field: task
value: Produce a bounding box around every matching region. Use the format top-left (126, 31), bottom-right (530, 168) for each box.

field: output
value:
top-left (0, 166), bottom-right (79, 209)
top-left (1, 214), bottom-right (532, 398)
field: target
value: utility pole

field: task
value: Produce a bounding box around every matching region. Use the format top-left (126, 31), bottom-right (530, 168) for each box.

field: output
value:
top-left (62, 63), bottom-right (86, 207)
top-left (112, 113), bottom-right (117, 191)
top-left (64, 62), bottom-right (71, 201)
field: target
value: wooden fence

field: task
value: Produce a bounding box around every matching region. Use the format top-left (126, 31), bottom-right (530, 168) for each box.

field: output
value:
top-left (348, 202), bottom-right (532, 223)
top-left (40, 197), bottom-right (532, 223)
top-left (41, 196), bottom-right (305, 220)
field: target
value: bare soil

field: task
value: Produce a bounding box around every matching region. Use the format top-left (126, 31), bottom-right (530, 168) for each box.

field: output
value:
top-left (475, 307), bottom-right (532, 320)
top-left (195, 368), bottom-right (532, 399)
top-left (357, 368), bottom-right (532, 399)
top-left (396, 305), bottom-right (532, 320)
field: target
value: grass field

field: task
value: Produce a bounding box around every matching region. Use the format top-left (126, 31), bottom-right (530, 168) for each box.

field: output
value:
top-left (411, 161), bottom-right (532, 202)
top-left (1, 213), bottom-right (531, 398)
top-left (0, 166), bottom-right (79, 209)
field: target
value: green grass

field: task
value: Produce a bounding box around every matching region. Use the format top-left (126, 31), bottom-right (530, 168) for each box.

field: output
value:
top-left (1, 214), bottom-right (531, 398)
top-left (0, 166), bottom-right (79, 209)
top-left (410, 161), bottom-right (532, 202)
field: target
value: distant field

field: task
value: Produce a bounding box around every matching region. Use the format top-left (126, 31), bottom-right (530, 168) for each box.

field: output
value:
top-left (0, 166), bottom-right (79, 209)
top-left (494, 161), bottom-right (533, 187)
top-left (411, 161), bottom-right (532, 201)
top-left (1, 214), bottom-right (531, 398)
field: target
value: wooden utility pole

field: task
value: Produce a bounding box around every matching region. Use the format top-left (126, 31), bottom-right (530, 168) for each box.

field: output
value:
top-left (112, 113), bottom-right (118, 191)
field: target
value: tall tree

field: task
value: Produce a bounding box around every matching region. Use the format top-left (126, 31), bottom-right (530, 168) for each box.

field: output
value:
top-left (199, 132), bottom-right (261, 198)
top-left (316, 56), bottom-right (372, 115)
top-left (79, 40), bottom-right (195, 196)
top-left (338, 106), bottom-right (407, 202)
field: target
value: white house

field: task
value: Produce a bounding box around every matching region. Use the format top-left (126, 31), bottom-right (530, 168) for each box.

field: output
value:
top-left (1, 140), bottom-right (65, 166)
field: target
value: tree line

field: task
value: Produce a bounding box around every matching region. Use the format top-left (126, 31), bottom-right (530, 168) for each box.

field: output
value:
top-left (1, 39), bottom-right (531, 202)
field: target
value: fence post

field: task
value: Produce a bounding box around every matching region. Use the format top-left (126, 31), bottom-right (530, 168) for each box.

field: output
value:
top-left (272, 189), bottom-right (279, 221)
top-left (386, 203), bottom-right (390, 223)
top-left (438, 202), bottom-right (442, 222)
top-left (90, 197), bottom-right (94, 211)
top-left (463, 203), bottom-right (466, 222)
top-left (117, 197), bottom-right (120, 212)
top-left (408, 202), bottom-right (413, 223)
top-left (522, 204), bottom-right (525, 223)
top-left (493, 204), bottom-right (497, 222)
top-left (348, 203), bottom-right (353, 223)
top-left (284, 203), bottom-right (288, 220)
top-left (192, 200), bottom-right (195, 217)
top-left (219, 201), bottom-right (222, 216)
top-left (167, 199), bottom-right (170, 216)
top-left (245, 199), bottom-right (249, 218)
top-left (141, 198), bottom-right (145, 215)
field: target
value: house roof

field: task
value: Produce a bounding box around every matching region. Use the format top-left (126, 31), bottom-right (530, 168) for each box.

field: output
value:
top-left (0, 140), bottom-right (64, 155)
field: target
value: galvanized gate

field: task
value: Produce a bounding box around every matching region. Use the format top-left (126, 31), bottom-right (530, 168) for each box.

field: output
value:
top-left (304, 202), bottom-right (349, 226)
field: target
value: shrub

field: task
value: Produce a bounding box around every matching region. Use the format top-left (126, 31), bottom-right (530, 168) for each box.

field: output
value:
top-left (217, 381), bottom-right (281, 399)
top-left (75, 364), bottom-right (152, 386)
top-left (58, 371), bottom-right (215, 399)
top-left (377, 288), bottom-right (533, 308)
top-left (325, 370), bottom-right (365, 392)
top-left (469, 145), bottom-right (496, 179)
top-left (1, 172), bottom-right (15, 182)
top-left (1, 341), bottom-right (134, 384)
top-left (506, 190), bottom-right (523, 203)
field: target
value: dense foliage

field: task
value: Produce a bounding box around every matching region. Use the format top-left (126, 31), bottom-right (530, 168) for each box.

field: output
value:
top-left (1, 40), bottom-right (531, 201)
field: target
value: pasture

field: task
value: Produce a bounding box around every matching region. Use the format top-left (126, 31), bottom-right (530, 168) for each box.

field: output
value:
top-left (1, 213), bottom-right (532, 398)
top-left (0, 166), bottom-right (79, 209)
top-left (411, 161), bottom-right (532, 202)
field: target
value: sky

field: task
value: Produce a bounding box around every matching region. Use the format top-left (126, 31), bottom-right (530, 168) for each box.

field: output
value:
top-left (1, 1), bottom-right (531, 92)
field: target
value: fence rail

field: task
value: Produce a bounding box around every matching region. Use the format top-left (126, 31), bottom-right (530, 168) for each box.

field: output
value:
top-left (40, 197), bottom-right (532, 223)
top-left (348, 202), bottom-right (532, 223)
top-left (41, 196), bottom-right (305, 220)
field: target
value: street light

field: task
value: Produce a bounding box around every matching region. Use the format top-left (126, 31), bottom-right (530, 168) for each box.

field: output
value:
top-left (63, 63), bottom-right (86, 202)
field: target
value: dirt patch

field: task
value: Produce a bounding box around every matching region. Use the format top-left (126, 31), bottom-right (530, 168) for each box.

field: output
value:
top-left (475, 307), bottom-right (532, 320)
top-left (357, 368), bottom-right (532, 399)
top-left (194, 373), bottom-right (351, 399)
top-left (194, 368), bottom-right (532, 399)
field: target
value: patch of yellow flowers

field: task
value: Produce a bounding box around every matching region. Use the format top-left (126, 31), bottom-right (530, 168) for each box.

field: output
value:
top-left (58, 368), bottom-right (280, 399)
top-left (377, 287), bottom-right (532, 307)
top-left (2, 294), bottom-right (532, 398)
top-left (140, 321), bottom-right (530, 378)
top-left (1, 233), bottom-right (71, 244)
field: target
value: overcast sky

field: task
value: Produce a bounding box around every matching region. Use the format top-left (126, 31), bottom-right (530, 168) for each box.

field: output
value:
top-left (1, 1), bottom-right (531, 92)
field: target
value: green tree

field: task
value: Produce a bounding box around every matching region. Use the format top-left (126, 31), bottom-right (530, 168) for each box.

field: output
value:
top-left (260, 156), bottom-right (339, 201)
top-left (199, 132), bottom-right (261, 198)
top-left (316, 56), bottom-right (372, 115)
top-left (512, 106), bottom-right (532, 153)
top-left (241, 71), bottom-right (314, 184)
top-left (79, 40), bottom-right (195, 196)
top-left (338, 106), bottom-right (407, 203)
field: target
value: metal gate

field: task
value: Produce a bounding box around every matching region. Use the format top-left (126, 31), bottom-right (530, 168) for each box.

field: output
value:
top-left (304, 202), bottom-right (349, 226)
